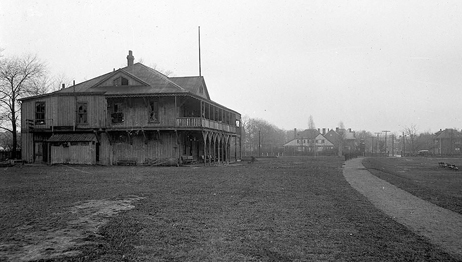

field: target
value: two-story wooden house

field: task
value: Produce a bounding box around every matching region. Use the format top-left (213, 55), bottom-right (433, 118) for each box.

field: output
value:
top-left (20, 51), bottom-right (242, 165)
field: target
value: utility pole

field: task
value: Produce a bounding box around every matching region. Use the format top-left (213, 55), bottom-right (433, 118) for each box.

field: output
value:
top-left (258, 129), bottom-right (261, 157)
top-left (402, 131), bottom-right (406, 157)
top-left (371, 136), bottom-right (374, 155)
top-left (391, 134), bottom-right (394, 157)
top-left (375, 132), bottom-right (381, 154)
top-left (382, 130), bottom-right (390, 156)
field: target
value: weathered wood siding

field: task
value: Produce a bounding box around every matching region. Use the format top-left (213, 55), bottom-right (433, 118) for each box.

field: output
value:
top-left (98, 133), bottom-right (112, 165)
top-left (111, 131), bottom-right (178, 164)
top-left (108, 97), bottom-right (176, 128)
top-left (21, 96), bottom-right (57, 129)
top-left (21, 133), bottom-right (34, 163)
top-left (56, 96), bottom-right (75, 126)
top-left (75, 95), bottom-right (107, 128)
top-left (230, 136), bottom-right (241, 162)
top-left (21, 94), bottom-right (107, 129)
top-left (50, 143), bottom-right (96, 164)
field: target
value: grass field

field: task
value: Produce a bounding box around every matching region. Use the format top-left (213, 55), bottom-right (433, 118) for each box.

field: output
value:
top-left (0, 157), bottom-right (458, 261)
top-left (362, 157), bottom-right (462, 215)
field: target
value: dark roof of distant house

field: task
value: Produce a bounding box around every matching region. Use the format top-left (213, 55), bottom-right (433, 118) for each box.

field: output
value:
top-left (296, 129), bottom-right (320, 139)
top-left (435, 129), bottom-right (462, 139)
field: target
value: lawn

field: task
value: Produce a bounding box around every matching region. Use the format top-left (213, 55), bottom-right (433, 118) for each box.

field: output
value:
top-left (0, 157), bottom-right (458, 261)
top-left (362, 157), bottom-right (462, 215)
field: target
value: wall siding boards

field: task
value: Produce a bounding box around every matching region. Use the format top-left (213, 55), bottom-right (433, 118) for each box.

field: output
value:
top-left (50, 143), bottom-right (96, 165)
top-left (20, 91), bottom-right (240, 165)
top-left (111, 132), bottom-right (177, 165)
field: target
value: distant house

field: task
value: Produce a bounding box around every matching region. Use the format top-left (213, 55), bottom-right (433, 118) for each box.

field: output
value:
top-left (324, 128), bottom-right (357, 155)
top-left (20, 51), bottom-right (242, 165)
top-left (284, 129), bottom-right (334, 154)
top-left (433, 128), bottom-right (462, 156)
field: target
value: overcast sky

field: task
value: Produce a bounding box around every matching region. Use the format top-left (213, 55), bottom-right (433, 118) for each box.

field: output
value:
top-left (2, 0), bottom-right (462, 134)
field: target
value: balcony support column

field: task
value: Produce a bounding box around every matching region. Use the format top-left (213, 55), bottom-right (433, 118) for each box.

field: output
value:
top-left (202, 131), bottom-right (209, 166)
top-left (218, 134), bottom-right (222, 164)
top-left (224, 134), bottom-right (230, 164)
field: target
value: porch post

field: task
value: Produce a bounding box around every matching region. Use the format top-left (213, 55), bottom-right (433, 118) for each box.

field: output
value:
top-left (234, 135), bottom-right (237, 162)
top-left (225, 135), bottom-right (230, 164)
top-left (174, 96), bottom-right (178, 127)
top-left (202, 131), bottom-right (208, 166)
top-left (218, 134), bottom-right (222, 164)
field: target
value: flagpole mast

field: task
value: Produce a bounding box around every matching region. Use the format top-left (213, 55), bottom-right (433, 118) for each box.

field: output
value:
top-left (198, 26), bottom-right (202, 76)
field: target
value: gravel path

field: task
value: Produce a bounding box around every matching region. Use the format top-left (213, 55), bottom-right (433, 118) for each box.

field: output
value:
top-left (343, 157), bottom-right (462, 260)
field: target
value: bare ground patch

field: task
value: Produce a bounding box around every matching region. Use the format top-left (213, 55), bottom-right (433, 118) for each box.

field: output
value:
top-left (0, 196), bottom-right (144, 261)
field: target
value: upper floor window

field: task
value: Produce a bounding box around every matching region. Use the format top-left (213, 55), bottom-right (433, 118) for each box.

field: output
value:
top-left (77, 102), bottom-right (88, 124)
top-left (113, 76), bottom-right (129, 86)
top-left (35, 102), bottom-right (45, 125)
top-left (149, 99), bottom-right (160, 123)
top-left (111, 103), bottom-right (124, 123)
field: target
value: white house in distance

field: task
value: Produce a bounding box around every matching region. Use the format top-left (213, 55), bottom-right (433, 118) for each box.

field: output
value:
top-left (284, 128), bottom-right (334, 153)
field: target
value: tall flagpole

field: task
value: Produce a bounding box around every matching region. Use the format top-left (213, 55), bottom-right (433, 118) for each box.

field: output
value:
top-left (198, 26), bottom-right (202, 76)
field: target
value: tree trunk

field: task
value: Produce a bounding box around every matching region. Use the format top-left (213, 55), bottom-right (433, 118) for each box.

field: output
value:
top-left (11, 109), bottom-right (17, 159)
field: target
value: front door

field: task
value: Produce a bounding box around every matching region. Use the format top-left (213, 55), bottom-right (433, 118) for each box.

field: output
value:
top-left (34, 142), bottom-right (43, 163)
top-left (34, 142), bottom-right (48, 163)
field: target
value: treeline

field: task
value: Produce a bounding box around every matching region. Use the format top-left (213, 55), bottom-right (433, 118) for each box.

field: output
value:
top-left (241, 116), bottom-right (291, 156)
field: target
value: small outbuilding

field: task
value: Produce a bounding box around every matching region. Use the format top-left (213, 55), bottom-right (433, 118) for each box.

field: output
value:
top-left (48, 133), bottom-right (98, 165)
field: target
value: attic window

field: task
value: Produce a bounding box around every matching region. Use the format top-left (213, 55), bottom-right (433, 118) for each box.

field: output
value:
top-left (199, 86), bottom-right (204, 94)
top-left (113, 77), bottom-right (129, 86)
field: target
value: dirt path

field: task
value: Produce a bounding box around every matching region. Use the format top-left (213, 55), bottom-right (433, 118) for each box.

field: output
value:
top-left (343, 158), bottom-right (462, 260)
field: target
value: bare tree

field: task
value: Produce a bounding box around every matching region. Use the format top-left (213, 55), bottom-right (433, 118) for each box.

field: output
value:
top-left (242, 116), bottom-right (286, 156)
top-left (308, 115), bottom-right (315, 129)
top-left (0, 54), bottom-right (47, 158)
top-left (337, 121), bottom-right (346, 156)
top-left (150, 63), bottom-right (174, 77)
top-left (404, 124), bottom-right (419, 155)
top-left (49, 73), bottom-right (73, 92)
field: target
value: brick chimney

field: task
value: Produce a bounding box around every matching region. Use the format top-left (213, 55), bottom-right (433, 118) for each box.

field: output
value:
top-left (127, 50), bottom-right (134, 66)
top-left (322, 128), bottom-right (326, 135)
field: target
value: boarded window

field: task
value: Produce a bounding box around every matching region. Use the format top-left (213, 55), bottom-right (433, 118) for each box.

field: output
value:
top-left (111, 103), bottom-right (124, 123)
top-left (77, 102), bottom-right (88, 124)
top-left (35, 102), bottom-right (45, 125)
top-left (149, 99), bottom-right (160, 123)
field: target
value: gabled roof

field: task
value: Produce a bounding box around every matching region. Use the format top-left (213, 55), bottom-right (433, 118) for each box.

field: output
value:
top-left (56, 63), bottom-right (187, 95)
top-left (296, 129), bottom-right (320, 139)
top-left (325, 130), bottom-right (341, 145)
top-left (170, 76), bottom-right (210, 100)
top-left (435, 129), bottom-right (462, 139)
top-left (283, 132), bottom-right (333, 147)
